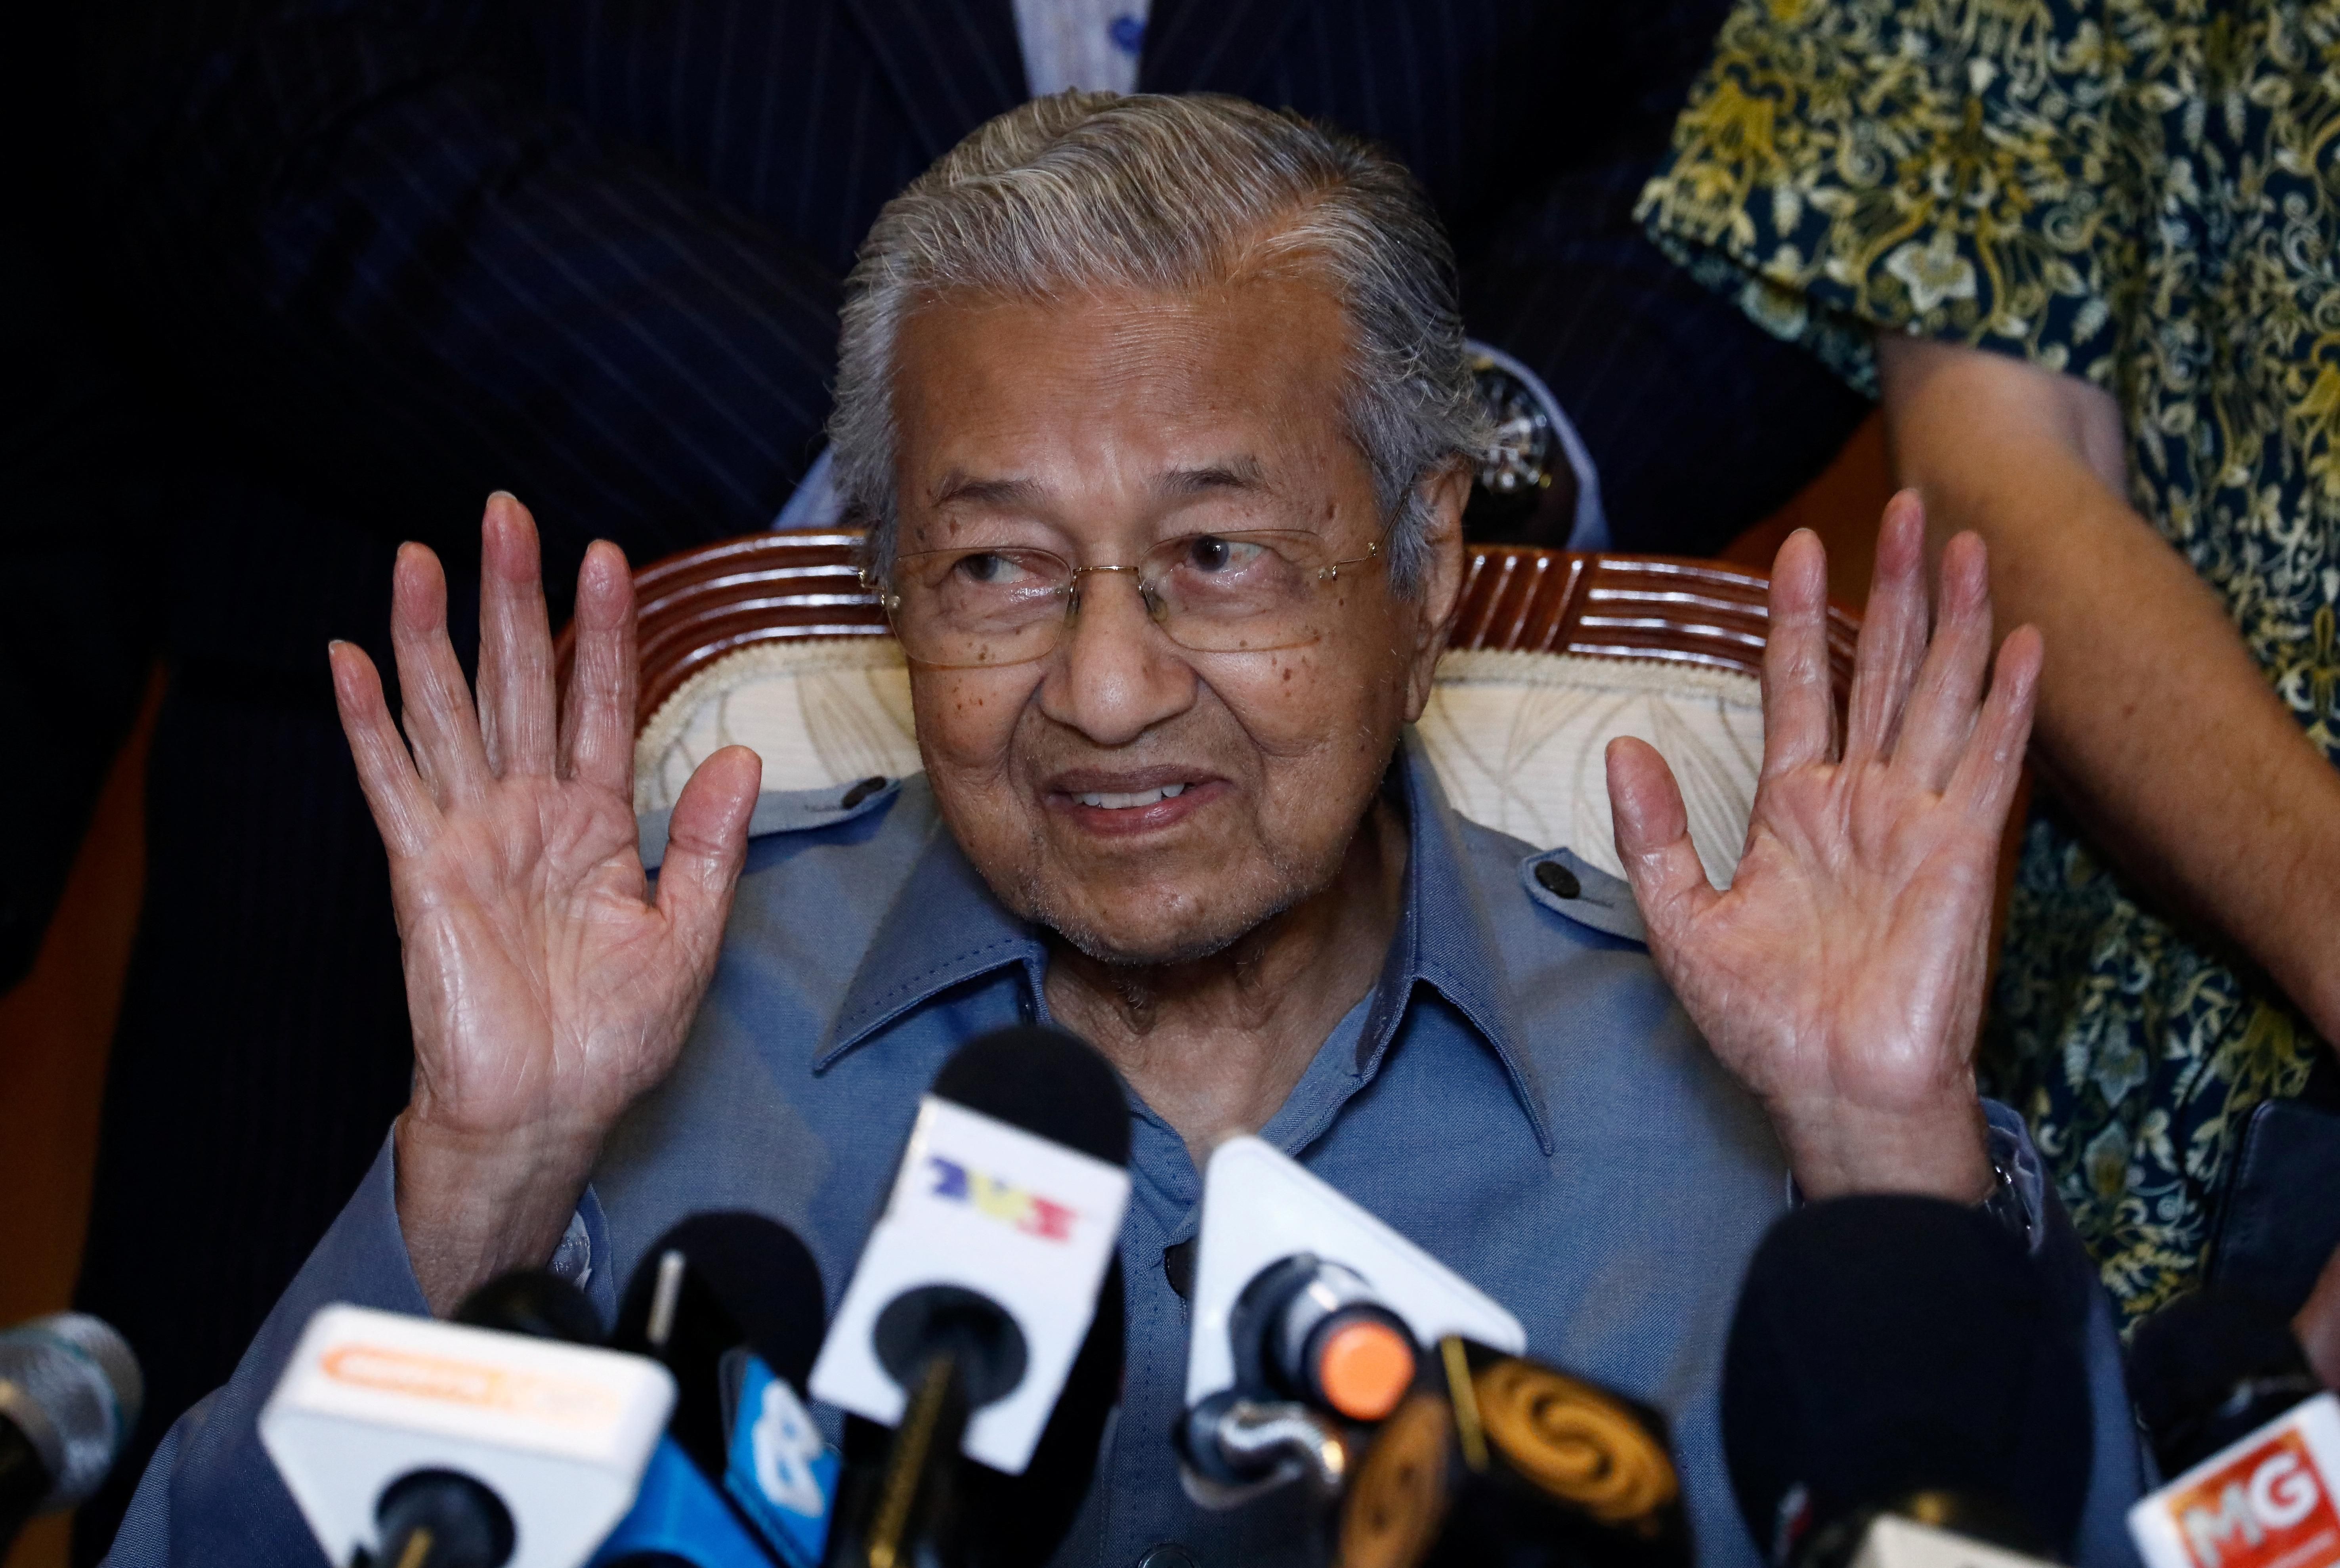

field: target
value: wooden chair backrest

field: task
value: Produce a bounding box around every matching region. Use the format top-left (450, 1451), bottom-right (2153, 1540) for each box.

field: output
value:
top-left (558, 531), bottom-right (1859, 730)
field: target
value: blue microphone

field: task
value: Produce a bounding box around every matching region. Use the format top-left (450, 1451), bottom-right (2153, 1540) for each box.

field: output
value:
top-left (587, 1213), bottom-right (838, 1568)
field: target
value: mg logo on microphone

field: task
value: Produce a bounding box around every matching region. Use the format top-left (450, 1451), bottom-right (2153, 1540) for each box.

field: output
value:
top-left (2168, 1428), bottom-right (2340, 1568)
top-left (923, 1153), bottom-right (1079, 1241)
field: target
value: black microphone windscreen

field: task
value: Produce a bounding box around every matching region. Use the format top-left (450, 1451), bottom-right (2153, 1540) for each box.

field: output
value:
top-left (611, 1210), bottom-right (828, 1482)
top-left (1721, 1196), bottom-right (2093, 1565)
top-left (931, 1025), bottom-right (1131, 1167)
top-left (612, 1211), bottom-right (828, 1389)
top-left (2128, 1288), bottom-right (2321, 1478)
top-left (0, 1313), bottom-right (143, 1514)
top-left (455, 1270), bottom-right (604, 1346)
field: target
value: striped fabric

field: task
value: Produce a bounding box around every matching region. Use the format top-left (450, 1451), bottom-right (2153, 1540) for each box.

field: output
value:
top-left (76, 0), bottom-right (1863, 581)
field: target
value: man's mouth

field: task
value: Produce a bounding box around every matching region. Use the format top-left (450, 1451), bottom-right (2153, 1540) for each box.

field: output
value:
top-left (1047, 771), bottom-right (1222, 835)
top-left (1074, 783), bottom-right (1189, 810)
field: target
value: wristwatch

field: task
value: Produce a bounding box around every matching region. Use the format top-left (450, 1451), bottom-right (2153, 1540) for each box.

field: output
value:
top-left (1977, 1152), bottom-right (2036, 1249)
top-left (1463, 349), bottom-right (1578, 541)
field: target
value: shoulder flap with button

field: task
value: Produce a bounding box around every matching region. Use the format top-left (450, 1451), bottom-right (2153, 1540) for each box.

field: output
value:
top-left (638, 775), bottom-right (902, 871)
top-left (1519, 847), bottom-right (1647, 945)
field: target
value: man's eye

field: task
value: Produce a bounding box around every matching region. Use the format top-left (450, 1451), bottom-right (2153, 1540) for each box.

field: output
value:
top-left (956, 551), bottom-right (1032, 586)
top-left (1184, 536), bottom-right (1265, 574)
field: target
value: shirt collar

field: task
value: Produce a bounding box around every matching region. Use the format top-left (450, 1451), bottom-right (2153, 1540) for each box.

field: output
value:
top-left (1366, 731), bottom-right (1551, 1152)
top-left (817, 737), bottom-right (1553, 1152)
top-left (817, 820), bottom-right (1047, 1067)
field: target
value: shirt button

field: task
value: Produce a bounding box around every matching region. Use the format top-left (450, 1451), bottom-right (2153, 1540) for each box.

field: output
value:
top-left (1137, 1546), bottom-right (1200, 1568)
top-left (1534, 859), bottom-right (1582, 899)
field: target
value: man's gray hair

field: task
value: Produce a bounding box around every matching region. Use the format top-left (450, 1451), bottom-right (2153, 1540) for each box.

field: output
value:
top-left (829, 90), bottom-right (1487, 593)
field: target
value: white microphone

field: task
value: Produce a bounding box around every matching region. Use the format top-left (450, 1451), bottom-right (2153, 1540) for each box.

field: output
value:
top-left (260, 1303), bottom-right (675, 1568)
top-left (807, 1033), bottom-right (1131, 1477)
top-left (810, 1026), bottom-right (1133, 1568)
top-left (2129, 1392), bottom-right (2340, 1568)
top-left (1842, 1515), bottom-right (2062, 1568)
top-left (1177, 1135), bottom-right (1522, 1503)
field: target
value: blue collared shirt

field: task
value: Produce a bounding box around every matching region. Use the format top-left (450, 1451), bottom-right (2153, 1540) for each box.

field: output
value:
top-left (105, 738), bottom-right (2144, 1568)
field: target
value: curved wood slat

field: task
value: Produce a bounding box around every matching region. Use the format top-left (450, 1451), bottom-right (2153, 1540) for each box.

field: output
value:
top-left (556, 530), bottom-right (1861, 732)
top-left (1451, 547), bottom-right (1860, 695)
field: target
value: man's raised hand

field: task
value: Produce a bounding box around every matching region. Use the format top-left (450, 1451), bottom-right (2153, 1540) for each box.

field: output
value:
top-left (330, 495), bottom-right (760, 1312)
top-left (1605, 492), bottom-right (2041, 1202)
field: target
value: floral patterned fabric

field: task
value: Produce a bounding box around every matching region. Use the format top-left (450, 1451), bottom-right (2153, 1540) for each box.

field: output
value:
top-left (1636, 0), bottom-right (2336, 1322)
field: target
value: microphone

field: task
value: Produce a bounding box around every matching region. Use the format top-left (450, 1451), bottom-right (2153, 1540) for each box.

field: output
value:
top-left (457, 1271), bottom-right (607, 1348)
top-left (810, 1024), bottom-right (1133, 1568)
top-left (592, 1213), bottom-right (836, 1568)
top-left (1176, 1134), bottom-right (1522, 1505)
top-left (1721, 1196), bottom-right (2094, 1568)
top-left (2129, 1290), bottom-right (2327, 1480)
top-left (1338, 1335), bottom-right (1692, 1568)
top-left (259, 1292), bottom-right (675, 1568)
top-left (0, 1312), bottom-right (143, 1558)
top-left (2125, 1293), bottom-right (2340, 1568)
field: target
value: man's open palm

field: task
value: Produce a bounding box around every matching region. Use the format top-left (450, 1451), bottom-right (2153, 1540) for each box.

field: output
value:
top-left (1606, 494), bottom-right (2040, 1199)
top-left (329, 496), bottom-right (759, 1305)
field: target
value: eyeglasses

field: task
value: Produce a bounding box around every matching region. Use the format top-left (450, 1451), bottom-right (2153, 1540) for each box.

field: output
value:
top-left (867, 529), bottom-right (1387, 669)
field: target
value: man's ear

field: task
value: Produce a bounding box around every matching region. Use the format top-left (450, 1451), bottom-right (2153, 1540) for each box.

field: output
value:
top-left (1400, 459), bottom-right (1472, 724)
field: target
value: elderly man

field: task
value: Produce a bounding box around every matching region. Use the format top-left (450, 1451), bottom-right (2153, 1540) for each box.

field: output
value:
top-left (108, 94), bottom-right (2136, 1568)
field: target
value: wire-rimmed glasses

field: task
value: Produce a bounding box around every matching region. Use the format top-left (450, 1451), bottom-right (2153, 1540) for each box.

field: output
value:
top-left (867, 529), bottom-right (1387, 669)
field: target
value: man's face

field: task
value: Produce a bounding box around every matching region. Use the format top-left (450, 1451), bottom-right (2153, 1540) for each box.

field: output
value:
top-left (888, 275), bottom-right (1466, 965)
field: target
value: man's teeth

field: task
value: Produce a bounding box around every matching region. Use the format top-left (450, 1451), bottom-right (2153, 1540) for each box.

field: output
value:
top-left (1076, 782), bottom-right (1189, 810)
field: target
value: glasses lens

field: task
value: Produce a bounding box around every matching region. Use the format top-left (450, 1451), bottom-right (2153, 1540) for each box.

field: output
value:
top-left (885, 531), bottom-right (1378, 666)
top-left (1148, 531), bottom-right (1354, 653)
top-left (890, 546), bottom-right (1070, 666)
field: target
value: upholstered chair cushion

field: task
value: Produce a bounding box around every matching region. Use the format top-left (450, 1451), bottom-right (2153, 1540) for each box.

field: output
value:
top-left (632, 638), bottom-right (1762, 887)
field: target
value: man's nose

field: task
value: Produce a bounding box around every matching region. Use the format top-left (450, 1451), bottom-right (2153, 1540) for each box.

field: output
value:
top-left (1037, 571), bottom-right (1198, 745)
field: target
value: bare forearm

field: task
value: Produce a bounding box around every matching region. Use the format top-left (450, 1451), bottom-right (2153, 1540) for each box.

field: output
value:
top-left (393, 1112), bottom-right (602, 1316)
top-left (1878, 334), bottom-right (2340, 1038)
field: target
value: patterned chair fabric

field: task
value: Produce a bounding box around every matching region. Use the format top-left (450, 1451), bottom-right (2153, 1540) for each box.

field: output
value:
top-left (582, 531), bottom-right (1859, 889)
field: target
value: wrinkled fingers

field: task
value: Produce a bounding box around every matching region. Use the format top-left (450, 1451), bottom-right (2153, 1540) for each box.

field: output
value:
top-left (389, 542), bottom-right (492, 806)
top-left (1606, 735), bottom-right (1719, 937)
top-left (1946, 625), bottom-right (2042, 829)
top-left (655, 745), bottom-right (764, 961)
top-left (1761, 528), bottom-right (1836, 781)
top-left (1843, 491), bottom-right (1931, 767)
top-left (330, 640), bottom-right (441, 859)
top-left (478, 493), bottom-right (559, 779)
top-left (560, 540), bottom-right (638, 796)
top-left (1892, 531), bottom-right (1996, 793)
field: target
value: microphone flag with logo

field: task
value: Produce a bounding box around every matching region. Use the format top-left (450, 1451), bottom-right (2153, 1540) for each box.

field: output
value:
top-left (592, 1213), bottom-right (836, 1568)
top-left (2126, 1292), bottom-right (2340, 1568)
top-left (810, 1024), bottom-right (1131, 1476)
top-left (1339, 1335), bottom-right (1691, 1568)
top-left (1175, 1134), bottom-right (1522, 1508)
top-left (258, 1294), bottom-right (674, 1568)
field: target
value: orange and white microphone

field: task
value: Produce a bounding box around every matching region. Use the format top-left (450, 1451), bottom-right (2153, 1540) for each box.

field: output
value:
top-left (260, 1303), bottom-right (675, 1568)
top-left (2129, 1393), bottom-right (2340, 1568)
top-left (1175, 1136), bottom-right (1524, 1507)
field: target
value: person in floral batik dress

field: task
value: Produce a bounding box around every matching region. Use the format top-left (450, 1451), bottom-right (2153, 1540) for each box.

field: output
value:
top-left (1641, 0), bottom-right (2340, 1337)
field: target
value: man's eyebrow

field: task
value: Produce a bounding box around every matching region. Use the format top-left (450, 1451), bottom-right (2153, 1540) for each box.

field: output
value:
top-left (930, 460), bottom-right (1269, 509)
top-left (930, 472), bottom-right (1047, 510)
top-left (1158, 457), bottom-right (1269, 497)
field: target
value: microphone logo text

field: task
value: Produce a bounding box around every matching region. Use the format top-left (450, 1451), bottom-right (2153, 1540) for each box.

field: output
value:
top-left (923, 1154), bottom-right (1077, 1242)
top-left (2170, 1429), bottom-right (2340, 1568)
